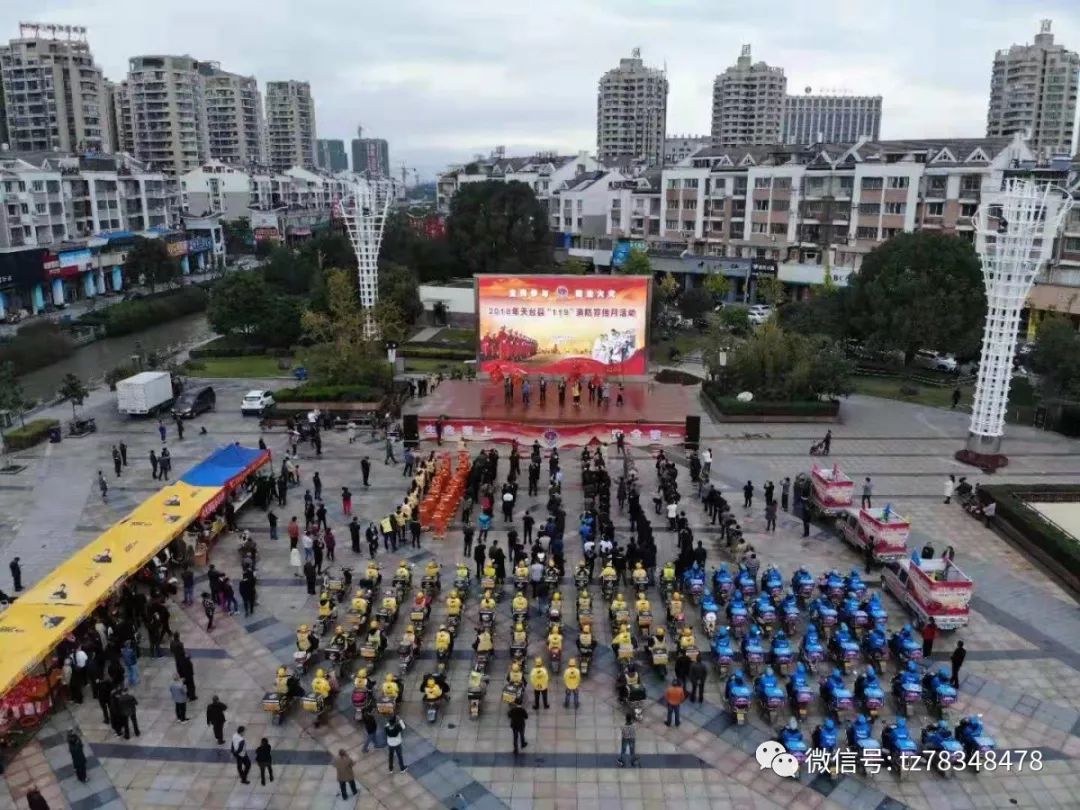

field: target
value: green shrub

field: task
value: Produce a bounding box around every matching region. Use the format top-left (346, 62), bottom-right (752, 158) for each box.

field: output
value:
top-left (189, 335), bottom-right (268, 359)
top-left (104, 363), bottom-right (139, 390)
top-left (655, 368), bottom-right (704, 385)
top-left (81, 287), bottom-right (209, 337)
top-left (399, 345), bottom-right (474, 361)
top-left (3, 418), bottom-right (60, 450)
top-left (273, 383), bottom-right (388, 403)
top-left (702, 385), bottom-right (838, 417)
top-left (899, 384), bottom-right (920, 396)
top-left (980, 484), bottom-right (1080, 582)
top-left (0, 322), bottom-right (76, 375)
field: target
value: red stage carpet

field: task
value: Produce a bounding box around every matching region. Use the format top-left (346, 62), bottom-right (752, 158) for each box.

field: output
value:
top-left (410, 381), bottom-right (692, 447)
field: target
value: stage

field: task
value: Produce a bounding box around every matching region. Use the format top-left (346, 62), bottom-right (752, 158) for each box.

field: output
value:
top-left (409, 380), bottom-right (693, 447)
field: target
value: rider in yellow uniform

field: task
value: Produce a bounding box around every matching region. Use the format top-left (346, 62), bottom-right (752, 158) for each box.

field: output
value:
top-left (435, 625), bottom-right (453, 655)
top-left (650, 626), bottom-right (668, 651)
top-left (423, 678), bottom-right (443, 702)
top-left (366, 620), bottom-right (386, 653)
top-left (382, 590), bottom-right (398, 617)
top-left (511, 622), bottom-right (528, 650)
top-left (455, 562), bottom-right (470, 584)
top-left (601, 561), bottom-right (617, 584)
top-left (515, 561), bottom-right (530, 583)
top-left (610, 592), bottom-right (627, 621)
top-left (479, 591), bottom-right (496, 612)
top-left (512, 590), bottom-right (529, 617)
top-left (275, 666), bottom-right (291, 695)
top-left (394, 562), bottom-right (412, 586)
top-left (424, 560), bottom-right (441, 584)
top-left (578, 621), bottom-right (597, 656)
top-left (318, 592), bottom-right (333, 619)
top-left (473, 628), bottom-right (493, 653)
top-left (381, 673), bottom-right (400, 701)
top-left (668, 591), bottom-right (684, 620)
top-left (482, 561), bottom-right (497, 581)
top-left (547, 626), bottom-right (563, 655)
top-left (577, 589), bottom-right (592, 615)
top-left (350, 590), bottom-right (369, 616)
top-left (311, 669), bottom-right (332, 699)
top-left (446, 590), bottom-right (462, 618)
top-left (506, 661), bottom-right (524, 685)
top-left (399, 624), bottom-right (418, 655)
top-left (353, 666), bottom-right (373, 692)
top-left (530, 657), bottom-right (550, 706)
top-left (631, 562), bottom-right (648, 589)
top-left (548, 591), bottom-right (563, 620)
top-left (661, 562), bottom-right (677, 585)
top-left (296, 624), bottom-right (317, 652)
top-left (612, 624), bottom-right (633, 658)
top-left (678, 626), bottom-right (697, 651)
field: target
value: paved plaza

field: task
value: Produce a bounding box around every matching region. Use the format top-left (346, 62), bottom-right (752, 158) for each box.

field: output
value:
top-left (0, 379), bottom-right (1078, 810)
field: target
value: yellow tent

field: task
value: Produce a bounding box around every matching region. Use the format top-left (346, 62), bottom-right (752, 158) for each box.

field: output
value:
top-left (0, 602), bottom-right (86, 694)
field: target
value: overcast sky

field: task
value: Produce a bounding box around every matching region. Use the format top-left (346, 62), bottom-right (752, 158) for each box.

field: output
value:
top-left (5, 1), bottom-right (1079, 181)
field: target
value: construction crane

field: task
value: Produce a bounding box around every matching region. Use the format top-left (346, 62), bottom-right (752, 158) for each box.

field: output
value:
top-left (398, 162), bottom-right (415, 188)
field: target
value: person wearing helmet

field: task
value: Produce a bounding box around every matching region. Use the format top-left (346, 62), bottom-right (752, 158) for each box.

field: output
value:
top-left (601, 561), bottom-right (617, 584)
top-left (632, 561), bottom-right (648, 589)
top-left (668, 591), bottom-right (684, 620)
top-left (435, 625), bottom-right (453, 655)
top-left (563, 658), bottom-right (582, 708)
top-left (649, 625), bottom-right (667, 650)
top-left (296, 624), bottom-right (318, 652)
top-left (318, 592), bottom-right (333, 619)
top-left (381, 590), bottom-right (398, 616)
top-left (399, 623), bottom-right (418, 656)
top-left (423, 677), bottom-right (443, 702)
top-left (634, 592), bottom-right (651, 615)
top-left (512, 589), bottom-right (529, 617)
top-left (394, 561), bottom-right (411, 585)
top-left (366, 621), bottom-right (387, 653)
top-left (455, 562), bottom-right (470, 582)
top-left (473, 628), bottom-right (493, 653)
top-left (577, 620), bottom-right (596, 655)
top-left (511, 622), bottom-right (528, 649)
top-left (678, 626), bottom-right (696, 651)
top-left (424, 560), bottom-right (440, 582)
top-left (411, 591), bottom-right (430, 617)
top-left (661, 561), bottom-right (676, 582)
top-left (479, 591), bottom-right (496, 612)
top-left (382, 673), bottom-right (400, 702)
top-left (530, 657), bottom-right (550, 709)
top-left (547, 625), bottom-right (563, 655)
top-left (312, 668), bottom-right (332, 699)
top-left (612, 623), bottom-right (633, 658)
top-left (364, 561), bottom-right (381, 587)
top-left (330, 625), bottom-right (349, 653)
top-left (446, 590), bottom-right (462, 618)
top-left (353, 666), bottom-right (373, 693)
top-left (609, 592), bottom-right (627, 618)
top-left (506, 661), bottom-right (524, 685)
top-left (577, 589), bottom-right (592, 615)
top-left (350, 589), bottom-right (369, 617)
top-left (275, 666), bottom-right (291, 695)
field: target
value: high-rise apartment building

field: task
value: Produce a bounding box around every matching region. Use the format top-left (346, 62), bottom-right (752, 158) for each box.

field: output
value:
top-left (0, 23), bottom-right (111, 153)
top-left (127, 54), bottom-right (210, 175)
top-left (201, 64), bottom-right (266, 166)
top-left (316, 138), bottom-right (348, 171)
top-left (110, 79), bottom-right (134, 154)
top-left (664, 135), bottom-right (712, 165)
top-left (782, 93), bottom-right (882, 144)
top-left (711, 45), bottom-right (786, 147)
top-left (596, 49), bottom-right (668, 165)
top-left (987, 20), bottom-right (1079, 156)
top-left (350, 133), bottom-right (390, 176)
top-left (266, 80), bottom-right (316, 172)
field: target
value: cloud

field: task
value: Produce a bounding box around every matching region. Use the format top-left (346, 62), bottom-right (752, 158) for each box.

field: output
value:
top-left (3, 0), bottom-right (1078, 180)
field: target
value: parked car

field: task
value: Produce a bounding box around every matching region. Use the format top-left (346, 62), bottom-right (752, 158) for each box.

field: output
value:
top-left (747, 305), bottom-right (774, 325)
top-left (241, 389), bottom-right (275, 416)
top-left (173, 385), bottom-right (216, 418)
top-left (913, 350), bottom-right (958, 373)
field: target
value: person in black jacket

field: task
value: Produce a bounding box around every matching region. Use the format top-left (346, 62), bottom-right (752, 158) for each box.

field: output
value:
top-left (508, 698), bottom-right (529, 754)
top-left (206, 695), bottom-right (228, 744)
top-left (67, 731), bottom-right (88, 782)
top-left (255, 738), bottom-right (274, 785)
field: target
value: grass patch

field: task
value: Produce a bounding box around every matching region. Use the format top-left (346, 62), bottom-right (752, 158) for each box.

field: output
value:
top-left (852, 375), bottom-right (973, 409)
top-left (187, 355), bottom-right (289, 378)
top-left (404, 358), bottom-right (470, 374)
top-left (651, 329), bottom-right (708, 362)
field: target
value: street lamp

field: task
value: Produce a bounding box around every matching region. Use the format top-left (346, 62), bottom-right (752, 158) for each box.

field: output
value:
top-left (385, 341), bottom-right (398, 365)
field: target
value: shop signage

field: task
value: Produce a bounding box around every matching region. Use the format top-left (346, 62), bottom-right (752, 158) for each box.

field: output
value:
top-left (166, 241), bottom-right (188, 258)
top-left (187, 236), bottom-right (213, 253)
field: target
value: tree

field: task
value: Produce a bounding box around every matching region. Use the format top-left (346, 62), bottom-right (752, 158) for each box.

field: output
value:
top-left (447, 180), bottom-right (552, 276)
top-left (208, 272), bottom-right (270, 337)
top-left (779, 289), bottom-right (850, 341)
top-left (262, 246), bottom-right (320, 296)
top-left (848, 232), bottom-right (985, 365)
top-left (124, 237), bottom-right (180, 291)
top-left (729, 323), bottom-right (853, 401)
top-left (58, 373), bottom-right (88, 419)
top-left (619, 248), bottom-right (653, 276)
top-left (659, 272), bottom-right (680, 302)
top-left (299, 232), bottom-right (356, 271)
top-left (703, 272), bottom-right (730, 302)
top-left (222, 218), bottom-right (253, 255)
top-left (373, 299), bottom-right (409, 343)
top-left (562, 257), bottom-right (589, 275)
top-left (300, 269), bottom-right (387, 385)
top-left (679, 287), bottom-right (714, 321)
top-left (755, 276), bottom-right (786, 308)
top-left (719, 306), bottom-right (751, 336)
top-left (1031, 316), bottom-right (1080, 398)
top-left (0, 362), bottom-right (26, 427)
top-left (378, 262), bottom-right (423, 325)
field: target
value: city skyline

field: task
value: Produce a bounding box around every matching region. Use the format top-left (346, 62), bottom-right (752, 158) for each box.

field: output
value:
top-left (1, 1), bottom-right (1078, 181)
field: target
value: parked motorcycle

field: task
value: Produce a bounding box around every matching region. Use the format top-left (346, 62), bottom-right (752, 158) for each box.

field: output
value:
top-left (891, 661), bottom-right (923, 717)
top-left (922, 667), bottom-right (958, 720)
top-left (800, 624), bottom-right (826, 673)
top-left (741, 624), bottom-right (766, 676)
top-left (882, 718), bottom-right (920, 780)
top-left (921, 719), bottom-right (965, 776)
top-left (712, 565), bottom-right (734, 604)
top-left (791, 566), bottom-right (815, 605)
top-left (753, 592), bottom-right (778, 636)
top-left (819, 668), bottom-right (854, 719)
top-left (854, 666), bottom-right (886, 720)
top-left (779, 592), bottom-right (801, 636)
top-left (754, 667), bottom-right (786, 725)
top-left (769, 630), bottom-right (795, 675)
top-left (955, 715), bottom-right (996, 771)
top-left (725, 670), bottom-right (753, 725)
top-left (787, 663), bottom-right (814, 721)
top-left (711, 626), bottom-right (735, 678)
top-left (829, 623), bottom-right (861, 675)
top-left (760, 565), bottom-right (784, 602)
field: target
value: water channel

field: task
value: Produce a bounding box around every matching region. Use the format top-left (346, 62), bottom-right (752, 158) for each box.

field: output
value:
top-left (19, 312), bottom-right (214, 403)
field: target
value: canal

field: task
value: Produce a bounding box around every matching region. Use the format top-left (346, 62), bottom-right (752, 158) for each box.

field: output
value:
top-left (19, 313), bottom-right (214, 403)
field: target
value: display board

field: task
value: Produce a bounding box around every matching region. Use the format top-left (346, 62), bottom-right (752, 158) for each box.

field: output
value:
top-left (476, 274), bottom-right (649, 376)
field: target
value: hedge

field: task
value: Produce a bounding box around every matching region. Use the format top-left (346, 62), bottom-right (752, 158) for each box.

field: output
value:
top-left (399, 345), bottom-right (474, 361)
top-left (708, 399), bottom-right (840, 416)
top-left (189, 335), bottom-right (269, 359)
top-left (980, 484), bottom-right (1080, 591)
top-left (655, 368), bottom-right (704, 385)
top-left (273, 384), bottom-right (388, 403)
top-left (0, 322), bottom-right (76, 376)
top-left (3, 419), bottom-right (60, 451)
top-left (79, 286), bottom-right (209, 337)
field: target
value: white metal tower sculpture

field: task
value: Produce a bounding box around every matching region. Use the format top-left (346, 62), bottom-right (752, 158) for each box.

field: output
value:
top-left (963, 178), bottom-right (1073, 464)
top-left (339, 177), bottom-right (395, 335)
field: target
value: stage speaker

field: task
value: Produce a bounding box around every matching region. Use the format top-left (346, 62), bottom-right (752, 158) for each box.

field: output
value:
top-left (685, 415), bottom-right (700, 451)
top-left (403, 414), bottom-right (419, 449)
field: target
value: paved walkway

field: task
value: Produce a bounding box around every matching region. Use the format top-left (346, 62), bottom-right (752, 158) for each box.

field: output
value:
top-left (0, 387), bottom-right (1077, 810)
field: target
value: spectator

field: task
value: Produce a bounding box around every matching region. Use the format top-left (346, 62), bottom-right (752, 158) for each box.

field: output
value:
top-left (334, 749), bottom-right (358, 798)
top-left (385, 715), bottom-right (407, 773)
top-left (664, 679), bottom-right (686, 727)
top-left (255, 738), bottom-right (273, 785)
top-left (616, 713), bottom-right (639, 768)
top-left (508, 699), bottom-right (529, 755)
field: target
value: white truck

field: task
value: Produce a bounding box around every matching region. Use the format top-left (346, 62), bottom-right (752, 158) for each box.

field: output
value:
top-left (116, 371), bottom-right (175, 417)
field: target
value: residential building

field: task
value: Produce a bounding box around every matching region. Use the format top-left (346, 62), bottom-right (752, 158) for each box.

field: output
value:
top-left (664, 135), bottom-right (712, 166)
top-left (550, 170), bottom-right (626, 236)
top-left (596, 49), bottom-right (668, 165)
top-left (351, 134), bottom-right (390, 176)
top-left (201, 64), bottom-right (266, 166)
top-left (782, 93), bottom-right (882, 144)
top-left (0, 23), bottom-right (111, 153)
top-left (316, 138), bottom-right (348, 171)
top-left (110, 79), bottom-right (133, 153)
top-left (987, 19), bottom-right (1079, 156)
top-left (127, 54), bottom-right (210, 175)
top-left (435, 149), bottom-right (601, 213)
top-left (711, 45), bottom-right (786, 147)
top-left (266, 80), bottom-right (316, 172)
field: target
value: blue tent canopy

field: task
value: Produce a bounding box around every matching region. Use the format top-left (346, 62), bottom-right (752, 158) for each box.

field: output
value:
top-left (180, 444), bottom-right (269, 489)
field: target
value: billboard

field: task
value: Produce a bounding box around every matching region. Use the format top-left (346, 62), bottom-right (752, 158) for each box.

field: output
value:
top-left (477, 274), bottom-right (649, 376)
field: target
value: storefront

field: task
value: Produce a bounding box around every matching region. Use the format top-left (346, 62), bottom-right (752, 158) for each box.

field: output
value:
top-left (182, 214), bottom-right (225, 271)
top-left (41, 246), bottom-right (98, 308)
top-left (0, 247), bottom-right (48, 319)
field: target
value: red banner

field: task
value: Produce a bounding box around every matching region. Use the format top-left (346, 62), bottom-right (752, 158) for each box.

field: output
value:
top-left (418, 417), bottom-right (683, 448)
top-left (477, 274), bottom-right (649, 376)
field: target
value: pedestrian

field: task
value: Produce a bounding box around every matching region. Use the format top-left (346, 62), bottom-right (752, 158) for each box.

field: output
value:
top-left (325, 529), bottom-right (337, 561)
top-left (944, 474), bottom-right (955, 505)
top-left (178, 654), bottom-right (197, 701)
top-left (9, 557), bottom-right (22, 592)
top-left (765, 501), bottom-right (777, 532)
top-left (863, 541), bottom-right (874, 574)
top-left (951, 387), bottom-right (961, 409)
top-left (781, 477), bottom-right (790, 512)
top-left (121, 640), bottom-right (139, 686)
top-left (112, 445), bottom-right (122, 477)
top-left (158, 420), bottom-right (167, 442)
top-left (202, 592), bottom-right (216, 631)
top-left (117, 689), bottom-right (140, 738)
top-left (563, 657), bottom-right (581, 709)
top-left (231, 726), bottom-right (251, 784)
top-left (385, 714), bottom-right (407, 773)
top-left (403, 447), bottom-right (414, 477)
top-left (334, 749), bottom-right (358, 798)
top-left (169, 674), bottom-right (189, 721)
top-left (150, 450), bottom-right (159, 480)
top-left (67, 730), bottom-right (87, 782)
top-left (689, 658), bottom-right (707, 703)
top-left (802, 504), bottom-right (811, 538)
top-left (255, 738), bottom-right (273, 785)
top-left (823, 429), bottom-right (832, 456)
top-left (24, 787), bottom-right (49, 810)
top-left (530, 657), bottom-right (550, 709)
top-left (97, 470), bottom-right (108, 500)
top-left (950, 640), bottom-right (966, 689)
top-left (312, 471), bottom-right (322, 501)
top-left (922, 619), bottom-right (937, 659)
top-left (462, 524), bottom-right (474, 558)
top-left (342, 487), bottom-right (352, 516)
top-left (616, 713), bottom-right (639, 767)
top-left (522, 510), bottom-right (534, 545)
top-left (742, 480), bottom-right (753, 509)
top-left (175, 417), bottom-right (184, 441)
top-left (385, 435), bottom-right (397, 465)
top-left (508, 699), bottom-right (529, 754)
top-left (409, 516), bottom-right (421, 549)
top-left (861, 477), bottom-right (873, 509)
top-left (119, 441), bottom-right (128, 466)
top-left (206, 695), bottom-right (228, 744)
top-left (664, 679), bottom-right (686, 727)
top-left (361, 457), bottom-right (371, 487)
top-left (366, 523), bottom-right (379, 558)
top-left (361, 708), bottom-right (379, 753)
top-left (349, 516), bottom-right (361, 553)
top-left (303, 561), bottom-right (317, 595)
top-left (159, 448), bottom-right (171, 480)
